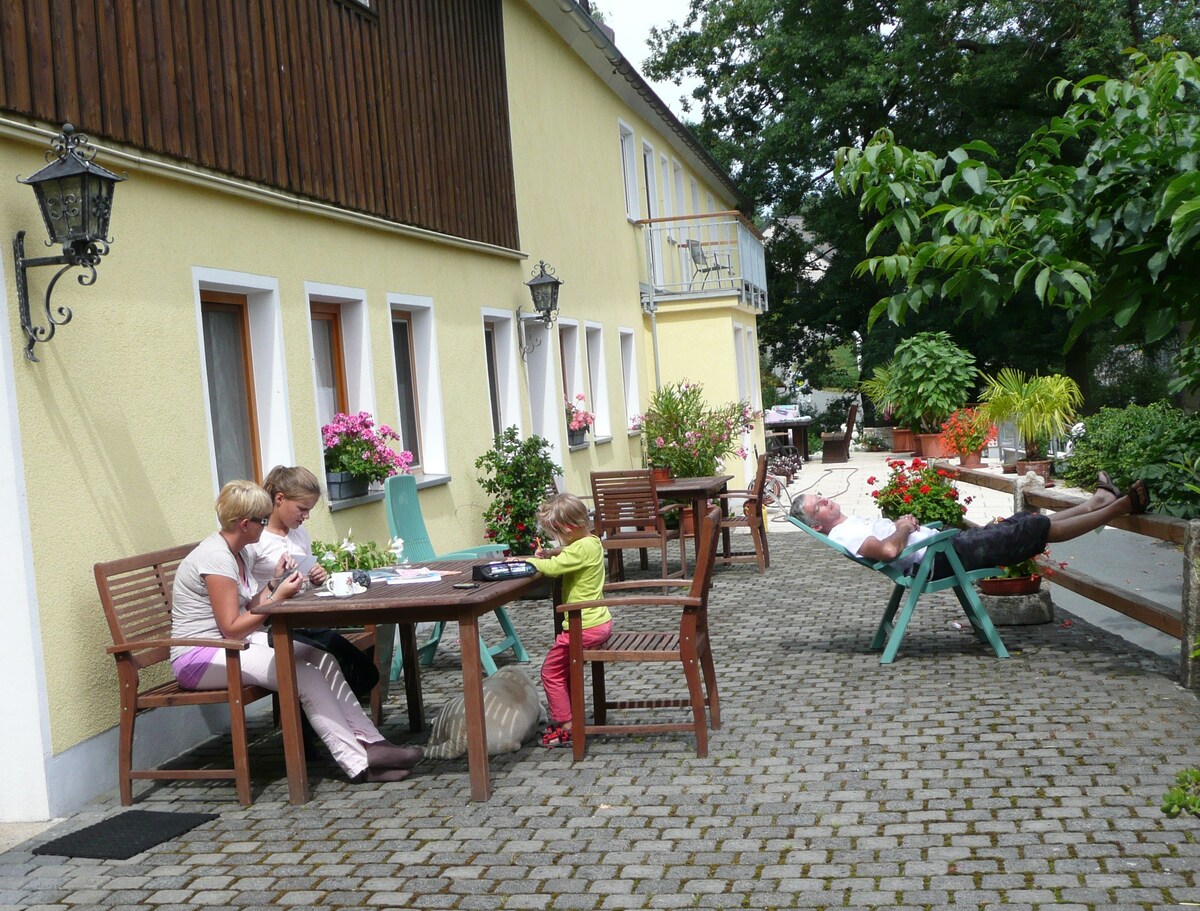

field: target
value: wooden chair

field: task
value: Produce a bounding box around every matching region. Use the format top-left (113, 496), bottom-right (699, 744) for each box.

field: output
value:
top-left (787, 516), bottom-right (1009, 664)
top-left (560, 506), bottom-right (723, 759)
top-left (821, 402), bottom-right (858, 463)
top-left (95, 544), bottom-right (381, 806)
top-left (590, 469), bottom-right (688, 581)
top-left (713, 453), bottom-right (770, 573)
top-left (384, 474), bottom-right (528, 679)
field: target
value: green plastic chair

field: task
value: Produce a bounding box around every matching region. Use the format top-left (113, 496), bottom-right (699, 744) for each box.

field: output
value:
top-left (787, 516), bottom-right (1009, 664)
top-left (384, 474), bottom-right (530, 680)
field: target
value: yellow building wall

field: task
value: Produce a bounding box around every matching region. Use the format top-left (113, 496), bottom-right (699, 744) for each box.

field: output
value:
top-left (5, 2), bottom-right (762, 758)
top-left (503, 1), bottom-right (760, 485)
top-left (0, 129), bottom-right (537, 753)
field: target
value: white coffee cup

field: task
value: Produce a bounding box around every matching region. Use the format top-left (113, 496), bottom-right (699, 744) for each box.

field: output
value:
top-left (326, 571), bottom-right (355, 597)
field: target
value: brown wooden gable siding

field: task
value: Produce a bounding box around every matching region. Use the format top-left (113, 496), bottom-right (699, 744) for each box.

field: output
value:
top-left (0, 0), bottom-right (520, 250)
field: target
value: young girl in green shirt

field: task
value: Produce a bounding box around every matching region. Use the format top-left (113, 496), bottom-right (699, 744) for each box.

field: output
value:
top-left (527, 493), bottom-right (610, 748)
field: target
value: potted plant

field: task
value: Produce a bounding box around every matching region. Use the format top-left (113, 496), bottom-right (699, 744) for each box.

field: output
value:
top-left (978, 369), bottom-right (1082, 482)
top-left (475, 427), bottom-right (562, 556)
top-left (977, 546), bottom-right (1066, 595)
top-left (939, 407), bottom-right (996, 468)
top-left (564, 393), bottom-right (595, 446)
top-left (860, 362), bottom-right (912, 452)
top-left (321, 411), bottom-right (413, 500)
top-left (638, 380), bottom-right (757, 480)
top-left (868, 458), bottom-right (970, 527)
top-left (888, 332), bottom-right (977, 457)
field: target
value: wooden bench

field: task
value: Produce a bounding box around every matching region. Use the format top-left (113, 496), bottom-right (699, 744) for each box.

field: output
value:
top-left (96, 542), bottom-right (382, 806)
top-left (820, 402), bottom-right (858, 464)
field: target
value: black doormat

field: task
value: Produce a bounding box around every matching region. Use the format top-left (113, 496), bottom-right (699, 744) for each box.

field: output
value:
top-left (33, 810), bottom-right (217, 860)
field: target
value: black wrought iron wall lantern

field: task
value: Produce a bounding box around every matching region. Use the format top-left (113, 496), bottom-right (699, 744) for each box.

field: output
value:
top-left (13, 123), bottom-right (125, 362)
top-left (516, 260), bottom-right (563, 361)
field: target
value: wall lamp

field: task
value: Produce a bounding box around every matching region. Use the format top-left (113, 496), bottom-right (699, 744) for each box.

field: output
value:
top-left (516, 260), bottom-right (563, 361)
top-left (14, 124), bottom-right (125, 362)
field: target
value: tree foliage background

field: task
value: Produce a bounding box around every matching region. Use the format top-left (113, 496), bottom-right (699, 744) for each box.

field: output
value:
top-left (645, 0), bottom-right (1199, 403)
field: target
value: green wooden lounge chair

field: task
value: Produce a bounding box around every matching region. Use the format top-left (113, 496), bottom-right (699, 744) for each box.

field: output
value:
top-left (787, 516), bottom-right (1009, 663)
top-left (385, 474), bottom-right (530, 680)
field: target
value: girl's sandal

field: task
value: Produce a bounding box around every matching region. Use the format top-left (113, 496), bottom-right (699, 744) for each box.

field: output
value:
top-left (1096, 471), bottom-right (1119, 497)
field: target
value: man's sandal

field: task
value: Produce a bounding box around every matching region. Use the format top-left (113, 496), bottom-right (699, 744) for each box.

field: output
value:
top-left (1096, 471), bottom-right (1120, 497)
top-left (1124, 479), bottom-right (1151, 514)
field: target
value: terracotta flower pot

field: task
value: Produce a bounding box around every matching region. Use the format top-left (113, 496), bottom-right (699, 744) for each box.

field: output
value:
top-left (958, 449), bottom-right (984, 468)
top-left (650, 466), bottom-right (671, 484)
top-left (915, 433), bottom-right (950, 458)
top-left (978, 574), bottom-right (1042, 596)
top-left (1016, 459), bottom-right (1052, 483)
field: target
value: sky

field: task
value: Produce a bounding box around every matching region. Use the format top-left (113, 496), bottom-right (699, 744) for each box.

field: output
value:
top-left (600, 2), bottom-right (698, 119)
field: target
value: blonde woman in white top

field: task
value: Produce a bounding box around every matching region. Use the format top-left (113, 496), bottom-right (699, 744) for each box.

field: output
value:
top-left (171, 480), bottom-right (420, 782)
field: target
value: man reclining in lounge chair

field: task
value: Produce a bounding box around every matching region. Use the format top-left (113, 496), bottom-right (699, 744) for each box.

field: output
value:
top-left (790, 472), bottom-right (1150, 579)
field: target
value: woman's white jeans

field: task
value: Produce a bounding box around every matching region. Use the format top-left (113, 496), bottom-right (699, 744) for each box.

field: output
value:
top-left (193, 630), bottom-right (383, 778)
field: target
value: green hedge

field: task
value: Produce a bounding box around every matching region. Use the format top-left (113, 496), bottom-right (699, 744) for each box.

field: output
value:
top-left (1061, 401), bottom-right (1200, 518)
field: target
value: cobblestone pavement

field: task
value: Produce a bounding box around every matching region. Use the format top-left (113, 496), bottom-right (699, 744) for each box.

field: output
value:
top-left (4, 529), bottom-right (1199, 910)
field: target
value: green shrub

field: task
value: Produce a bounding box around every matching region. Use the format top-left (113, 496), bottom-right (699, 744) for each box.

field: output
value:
top-left (1061, 401), bottom-right (1200, 517)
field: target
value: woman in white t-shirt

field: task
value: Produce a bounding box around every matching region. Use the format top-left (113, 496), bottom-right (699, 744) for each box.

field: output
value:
top-left (244, 465), bottom-right (329, 590)
top-left (171, 480), bottom-right (421, 783)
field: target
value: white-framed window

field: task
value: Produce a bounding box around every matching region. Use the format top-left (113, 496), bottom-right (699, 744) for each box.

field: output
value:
top-left (482, 309), bottom-right (521, 437)
top-left (618, 120), bottom-right (639, 220)
top-left (193, 268), bottom-right (293, 492)
top-left (673, 160), bottom-right (685, 215)
top-left (642, 140), bottom-right (664, 285)
top-left (305, 282), bottom-right (374, 437)
top-left (558, 319), bottom-right (583, 443)
top-left (388, 293), bottom-right (447, 475)
top-left (584, 322), bottom-right (611, 439)
top-left (522, 312), bottom-right (558, 462)
top-left (660, 154), bottom-right (673, 216)
top-left (619, 327), bottom-right (641, 433)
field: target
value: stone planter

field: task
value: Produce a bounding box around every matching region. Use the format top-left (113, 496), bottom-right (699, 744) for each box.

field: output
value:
top-left (326, 471), bottom-right (369, 501)
top-left (978, 588), bottom-right (1054, 625)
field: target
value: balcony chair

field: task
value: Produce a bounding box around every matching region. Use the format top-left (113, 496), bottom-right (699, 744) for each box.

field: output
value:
top-left (686, 238), bottom-right (730, 288)
top-left (384, 474), bottom-right (529, 680)
top-left (590, 469), bottom-right (688, 581)
top-left (559, 506), bottom-right (723, 759)
top-left (712, 453), bottom-right (770, 573)
top-left (820, 402), bottom-right (858, 464)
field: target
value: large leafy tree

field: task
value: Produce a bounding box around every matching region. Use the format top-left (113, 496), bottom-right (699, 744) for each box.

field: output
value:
top-left (645, 1), bottom-right (1199, 390)
top-left (835, 46), bottom-right (1200, 391)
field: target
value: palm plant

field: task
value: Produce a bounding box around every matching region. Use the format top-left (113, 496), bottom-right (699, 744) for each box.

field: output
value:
top-left (978, 369), bottom-right (1082, 461)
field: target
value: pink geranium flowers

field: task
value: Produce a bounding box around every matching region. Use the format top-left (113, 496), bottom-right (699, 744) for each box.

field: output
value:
top-left (321, 411), bottom-right (413, 483)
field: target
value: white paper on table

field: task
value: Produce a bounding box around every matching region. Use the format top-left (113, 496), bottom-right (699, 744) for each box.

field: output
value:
top-left (386, 567), bottom-right (442, 585)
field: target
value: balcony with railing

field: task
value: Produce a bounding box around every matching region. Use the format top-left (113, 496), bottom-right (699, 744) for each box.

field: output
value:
top-left (637, 212), bottom-right (769, 312)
